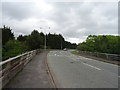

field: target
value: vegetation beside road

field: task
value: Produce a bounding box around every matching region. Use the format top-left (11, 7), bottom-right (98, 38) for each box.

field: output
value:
top-left (70, 51), bottom-right (79, 54)
top-left (77, 35), bottom-right (120, 55)
top-left (2, 25), bottom-right (77, 61)
top-left (2, 25), bottom-right (119, 61)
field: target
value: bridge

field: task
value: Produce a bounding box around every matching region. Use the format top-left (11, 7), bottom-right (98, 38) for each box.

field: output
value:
top-left (0, 49), bottom-right (119, 89)
top-left (1, 50), bottom-right (56, 88)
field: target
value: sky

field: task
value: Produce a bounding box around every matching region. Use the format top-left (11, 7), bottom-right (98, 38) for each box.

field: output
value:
top-left (1, 0), bottom-right (118, 44)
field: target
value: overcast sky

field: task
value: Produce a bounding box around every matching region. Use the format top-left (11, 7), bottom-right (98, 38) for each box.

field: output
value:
top-left (1, 0), bottom-right (118, 44)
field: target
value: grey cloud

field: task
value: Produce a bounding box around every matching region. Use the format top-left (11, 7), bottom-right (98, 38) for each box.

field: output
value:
top-left (2, 2), bottom-right (35, 20)
top-left (2, 1), bottom-right (118, 44)
top-left (49, 2), bottom-right (117, 40)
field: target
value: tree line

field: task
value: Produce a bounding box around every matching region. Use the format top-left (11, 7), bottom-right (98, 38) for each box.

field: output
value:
top-left (2, 25), bottom-right (77, 61)
top-left (77, 35), bottom-right (120, 55)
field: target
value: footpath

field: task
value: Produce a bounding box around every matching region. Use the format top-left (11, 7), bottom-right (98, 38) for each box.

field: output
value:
top-left (4, 52), bottom-right (54, 88)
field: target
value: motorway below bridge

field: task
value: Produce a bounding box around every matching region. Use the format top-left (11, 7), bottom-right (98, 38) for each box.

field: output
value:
top-left (47, 51), bottom-right (119, 88)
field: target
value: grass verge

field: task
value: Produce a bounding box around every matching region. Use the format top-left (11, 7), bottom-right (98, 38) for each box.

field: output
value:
top-left (70, 51), bottom-right (79, 54)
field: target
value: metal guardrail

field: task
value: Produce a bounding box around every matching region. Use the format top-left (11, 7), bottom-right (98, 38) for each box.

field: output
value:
top-left (79, 51), bottom-right (120, 61)
top-left (0, 49), bottom-right (40, 88)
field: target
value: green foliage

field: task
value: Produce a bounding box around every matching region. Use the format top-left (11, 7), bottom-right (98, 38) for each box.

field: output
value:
top-left (0, 50), bottom-right (1, 61)
top-left (2, 25), bottom-right (14, 45)
top-left (17, 29), bottom-right (77, 51)
top-left (47, 33), bottom-right (64, 49)
top-left (70, 51), bottom-right (78, 54)
top-left (17, 30), bottom-right (77, 50)
top-left (77, 35), bottom-right (119, 54)
top-left (2, 26), bottom-right (77, 61)
top-left (17, 35), bottom-right (28, 42)
top-left (27, 30), bottom-right (44, 50)
top-left (2, 40), bottom-right (29, 61)
top-left (0, 29), bottom-right (1, 61)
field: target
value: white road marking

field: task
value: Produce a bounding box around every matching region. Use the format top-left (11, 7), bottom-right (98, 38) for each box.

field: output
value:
top-left (83, 63), bottom-right (101, 70)
top-left (78, 56), bottom-right (118, 67)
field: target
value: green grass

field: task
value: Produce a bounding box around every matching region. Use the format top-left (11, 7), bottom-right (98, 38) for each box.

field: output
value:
top-left (70, 51), bottom-right (79, 54)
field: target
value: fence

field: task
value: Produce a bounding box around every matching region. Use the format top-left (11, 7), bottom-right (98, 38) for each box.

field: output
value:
top-left (78, 51), bottom-right (120, 61)
top-left (0, 49), bottom-right (41, 88)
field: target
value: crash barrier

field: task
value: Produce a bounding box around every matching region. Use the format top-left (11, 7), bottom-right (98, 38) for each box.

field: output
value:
top-left (78, 51), bottom-right (120, 61)
top-left (0, 49), bottom-right (41, 88)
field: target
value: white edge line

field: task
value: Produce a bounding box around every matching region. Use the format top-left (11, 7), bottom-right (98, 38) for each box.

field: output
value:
top-left (83, 63), bottom-right (101, 70)
top-left (78, 56), bottom-right (118, 67)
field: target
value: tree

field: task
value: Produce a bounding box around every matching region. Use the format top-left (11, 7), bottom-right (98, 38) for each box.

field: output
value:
top-left (2, 25), bottom-right (14, 45)
top-left (77, 35), bottom-right (120, 54)
top-left (27, 30), bottom-right (42, 50)
top-left (2, 26), bottom-right (77, 61)
top-left (2, 40), bottom-right (28, 61)
top-left (17, 35), bottom-right (28, 42)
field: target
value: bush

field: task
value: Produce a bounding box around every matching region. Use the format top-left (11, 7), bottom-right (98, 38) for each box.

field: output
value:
top-left (77, 35), bottom-right (120, 54)
top-left (2, 40), bottom-right (29, 61)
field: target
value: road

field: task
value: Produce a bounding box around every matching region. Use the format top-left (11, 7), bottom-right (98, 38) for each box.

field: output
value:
top-left (47, 51), bottom-right (118, 88)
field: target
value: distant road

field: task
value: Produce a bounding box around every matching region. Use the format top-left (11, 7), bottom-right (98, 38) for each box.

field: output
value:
top-left (47, 51), bottom-right (118, 88)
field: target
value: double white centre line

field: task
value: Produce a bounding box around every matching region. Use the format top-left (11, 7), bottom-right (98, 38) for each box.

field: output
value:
top-left (83, 63), bottom-right (101, 70)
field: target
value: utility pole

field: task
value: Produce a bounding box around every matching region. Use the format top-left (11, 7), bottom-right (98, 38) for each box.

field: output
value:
top-left (45, 32), bottom-right (46, 50)
top-left (40, 27), bottom-right (50, 50)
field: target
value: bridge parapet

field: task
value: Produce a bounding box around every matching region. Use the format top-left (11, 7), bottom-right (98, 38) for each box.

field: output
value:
top-left (0, 49), bottom-right (40, 88)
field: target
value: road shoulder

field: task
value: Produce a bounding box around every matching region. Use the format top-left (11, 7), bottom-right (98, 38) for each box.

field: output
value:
top-left (71, 51), bottom-right (119, 66)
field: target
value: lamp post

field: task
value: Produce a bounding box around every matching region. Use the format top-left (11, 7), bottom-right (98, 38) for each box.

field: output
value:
top-left (40, 26), bottom-right (50, 50)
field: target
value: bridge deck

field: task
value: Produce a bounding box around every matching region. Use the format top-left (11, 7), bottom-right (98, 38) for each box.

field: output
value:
top-left (4, 52), bottom-right (53, 88)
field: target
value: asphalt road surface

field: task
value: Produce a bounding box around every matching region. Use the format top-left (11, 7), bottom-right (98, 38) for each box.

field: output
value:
top-left (47, 51), bottom-right (119, 88)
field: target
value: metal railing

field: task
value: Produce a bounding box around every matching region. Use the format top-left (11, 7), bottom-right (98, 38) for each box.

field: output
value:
top-left (79, 51), bottom-right (120, 61)
top-left (0, 49), bottom-right (40, 88)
